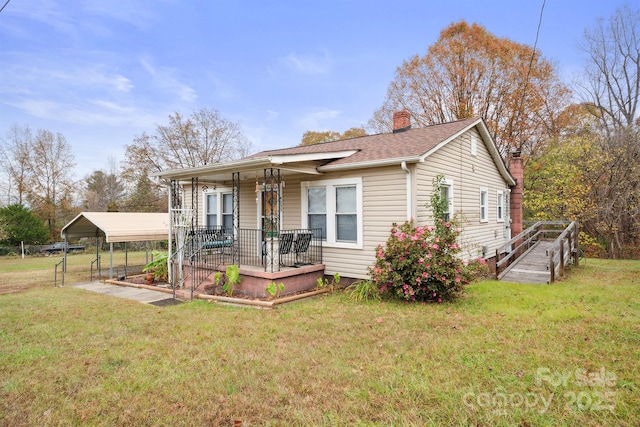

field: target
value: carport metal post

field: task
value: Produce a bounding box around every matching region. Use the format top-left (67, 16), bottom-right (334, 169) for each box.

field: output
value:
top-left (109, 242), bottom-right (114, 279)
top-left (62, 236), bottom-right (68, 273)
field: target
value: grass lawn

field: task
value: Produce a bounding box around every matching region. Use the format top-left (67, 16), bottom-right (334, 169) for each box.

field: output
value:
top-left (0, 251), bottom-right (153, 294)
top-left (1, 258), bottom-right (639, 426)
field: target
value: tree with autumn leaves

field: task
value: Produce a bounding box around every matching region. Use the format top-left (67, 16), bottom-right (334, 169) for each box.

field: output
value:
top-left (369, 20), bottom-right (571, 158)
top-left (527, 5), bottom-right (640, 258)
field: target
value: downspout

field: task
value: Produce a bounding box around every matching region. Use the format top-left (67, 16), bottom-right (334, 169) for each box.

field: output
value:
top-left (401, 161), bottom-right (412, 220)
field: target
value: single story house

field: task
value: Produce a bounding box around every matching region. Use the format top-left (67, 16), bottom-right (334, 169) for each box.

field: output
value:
top-left (156, 112), bottom-right (523, 295)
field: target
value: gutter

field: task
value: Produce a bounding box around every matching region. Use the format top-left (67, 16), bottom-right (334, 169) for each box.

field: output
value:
top-left (401, 161), bottom-right (412, 220)
top-left (317, 156), bottom-right (420, 172)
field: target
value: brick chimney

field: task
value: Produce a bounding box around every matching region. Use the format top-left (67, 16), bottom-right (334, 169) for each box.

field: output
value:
top-left (509, 151), bottom-right (523, 237)
top-left (392, 111), bottom-right (411, 132)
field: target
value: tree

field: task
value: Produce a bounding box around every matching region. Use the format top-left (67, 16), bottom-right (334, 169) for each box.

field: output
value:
top-left (0, 124), bottom-right (33, 206)
top-left (123, 108), bottom-right (252, 179)
top-left (369, 21), bottom-right (571, 158)
top-left (124, 172), bottom-right (166, 213)
top-left (83, 158), bottom-right (125, 211)
top-left (526, 105), bottom-right (640, 258)
top-left (300, 127), bottom-right (367, 146)
top-left (24, 129), bottom-right (77, 239)
top-left (577, 3), bottom-right (640, 132)
top-left (0, 204), bottom-right (50, 246)
top-left (564, 4), bottom-right (640, 258)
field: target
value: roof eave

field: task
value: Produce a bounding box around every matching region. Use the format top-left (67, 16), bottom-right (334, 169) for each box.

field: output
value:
top-left (317, 156), bottom-right (421, 172)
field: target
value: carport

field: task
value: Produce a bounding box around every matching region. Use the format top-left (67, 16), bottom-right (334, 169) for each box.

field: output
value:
top-left (61, 212), bottom-right (169, 279)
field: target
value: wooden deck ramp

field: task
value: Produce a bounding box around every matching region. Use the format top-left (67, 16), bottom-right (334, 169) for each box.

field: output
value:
top-left (495, 221), bottom-right (579, 284)
top-left (498, 240), bottom-right (554, 284)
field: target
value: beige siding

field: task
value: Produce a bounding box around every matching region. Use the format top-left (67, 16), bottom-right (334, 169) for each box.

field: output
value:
top-left (306, 166), bottom-right (407, 279)
top-left (416, 128), bottom-right (511, 260)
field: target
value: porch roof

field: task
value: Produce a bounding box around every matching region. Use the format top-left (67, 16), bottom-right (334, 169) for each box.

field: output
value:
top-left (154, 150), bottom-right (358, 182)
top-left (61, 212), bottom-right (169, 243)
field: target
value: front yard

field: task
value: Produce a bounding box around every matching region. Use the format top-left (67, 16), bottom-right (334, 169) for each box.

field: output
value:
top-left (0, 258), bottom-right (638, 425)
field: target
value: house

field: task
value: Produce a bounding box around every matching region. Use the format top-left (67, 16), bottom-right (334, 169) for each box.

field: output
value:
top-left (156, 112), bottom-right (522, 296)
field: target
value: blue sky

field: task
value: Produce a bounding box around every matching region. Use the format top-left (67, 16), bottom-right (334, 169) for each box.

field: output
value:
top-left (0, 0), bottom-right (622, 178)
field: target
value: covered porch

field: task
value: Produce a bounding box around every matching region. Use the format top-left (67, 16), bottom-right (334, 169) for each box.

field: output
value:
top-left (159, 159), bottom-right (334, 299)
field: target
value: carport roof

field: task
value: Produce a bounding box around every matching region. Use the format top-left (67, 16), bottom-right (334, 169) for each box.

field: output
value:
top-left (61, 212), bottom-right (169, 243)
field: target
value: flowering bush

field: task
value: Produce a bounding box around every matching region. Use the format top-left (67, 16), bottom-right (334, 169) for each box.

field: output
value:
top-left (368, 175), bottom-right (488, 303)
top-left (371, 219), bottom-right (483, 302)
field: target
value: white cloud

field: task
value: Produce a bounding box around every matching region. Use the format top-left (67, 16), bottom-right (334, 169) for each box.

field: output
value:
top-left (296, 108), bottom-right (341, 130)
top-left (277, 50), bottom-right (333, 75)
top-left (140, 57), bottom-right (198, 103)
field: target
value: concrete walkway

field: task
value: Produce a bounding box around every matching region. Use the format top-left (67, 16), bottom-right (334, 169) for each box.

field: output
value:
top-left (73, 282), bottom-right (178, 306)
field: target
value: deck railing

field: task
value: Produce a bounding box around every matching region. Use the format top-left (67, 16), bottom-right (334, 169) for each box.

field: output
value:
top-left (496, 221), bottom-right (579, 282)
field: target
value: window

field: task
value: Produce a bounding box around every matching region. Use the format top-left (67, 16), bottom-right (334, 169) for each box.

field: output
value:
top-left (436, 178), bottom-right (454, 221)
top-left (206, 194), bottom-right (217, 228)
top-left (222, 193), bottom-right (234, 230)
top-left (470, 135), bottom-right (478, 156)
top-left (496, 190), bottom-right (504, 222)
top-left (205, 190), bottom-right (234, 229)
top-left (336, 186), bottom-right (357, 242)
top-left (307, 187), bottom-right (327, 239)
top-left (480, 188), bottom-right (489, 222)
top-left (302, 178), bottom-right (362, 248)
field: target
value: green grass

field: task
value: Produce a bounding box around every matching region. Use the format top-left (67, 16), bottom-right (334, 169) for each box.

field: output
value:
top-left (1, 259), bottom-right (639, 425)
top-left (0, 251), bottom-right (152, 293)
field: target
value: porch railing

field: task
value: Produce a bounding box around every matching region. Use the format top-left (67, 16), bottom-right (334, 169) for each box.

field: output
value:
top-left (175, 227), bottom-right (323, 294)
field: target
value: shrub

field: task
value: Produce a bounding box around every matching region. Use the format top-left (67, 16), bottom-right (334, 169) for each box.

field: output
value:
top-left (371, 219), bottom-right (481, 302)
top-left (369, 174), bottom-right (487, 303)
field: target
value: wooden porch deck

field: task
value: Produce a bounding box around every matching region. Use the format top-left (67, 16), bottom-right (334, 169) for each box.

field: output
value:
top-left (498, 240), bottom-right (554, 284)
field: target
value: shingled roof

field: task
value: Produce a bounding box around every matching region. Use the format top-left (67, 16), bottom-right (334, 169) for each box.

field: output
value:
top-left (156, 116), bottom-right (514, 185)
top-left (247, 117), bottom-right (481, 168)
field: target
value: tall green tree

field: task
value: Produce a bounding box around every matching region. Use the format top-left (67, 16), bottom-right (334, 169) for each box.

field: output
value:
top-left (83, 158), bottom-right (125, 212)
top-left (0, 204), bottom-right (49, 246)
top-left (124, 173), bottom-right (165, 213)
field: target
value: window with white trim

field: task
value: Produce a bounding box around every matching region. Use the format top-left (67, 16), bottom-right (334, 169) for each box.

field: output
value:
top-left (206, 193), bottom-right (218, 228)
top-left (307, 187), bottom-right (326, 239)
top-left (496, 190), bottom-right (504, 222)
top-left (205, 190), bottom-right (234, 229)
top-left (222, 193), bottom-right (233, 230)
top-left (336, 186), bottom-right (357, 242)
top-left (480, 187), bottom-right (489, 223)
top-left (437, 178), bottom-right (454, 221)
top-left (302, 178), bottom-right (362, 248)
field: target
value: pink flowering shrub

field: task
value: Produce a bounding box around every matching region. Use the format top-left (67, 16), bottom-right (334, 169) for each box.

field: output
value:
top-left (369, 219), bottom-right (487, 303)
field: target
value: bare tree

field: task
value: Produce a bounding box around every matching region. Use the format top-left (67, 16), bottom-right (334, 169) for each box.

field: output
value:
top-left (577, 3), bottom-right (640, 132)
top-left (25, 129), bottom-right (76, 238)
top-left (123, 108), bottom-right (252, 180)
top-left (369, 21), bottom-right (571, 158)
top-left (0, 125), bottom-right (33, 205)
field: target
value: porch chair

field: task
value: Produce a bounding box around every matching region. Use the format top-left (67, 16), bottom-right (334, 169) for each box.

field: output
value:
top-left (293, 232), bottom-right (313, 265)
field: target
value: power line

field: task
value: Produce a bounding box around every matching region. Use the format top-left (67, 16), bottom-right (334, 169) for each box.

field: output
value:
top-left (0, 0), bottom-right (11, 14)
top-left (512, 0), bottom-right (546, 151)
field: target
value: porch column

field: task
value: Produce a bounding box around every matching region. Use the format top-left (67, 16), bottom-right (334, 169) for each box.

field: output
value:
top-left (232, 172), bottom-right (240, 265)
top-left (263, 168), bottom-right (281, 273)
